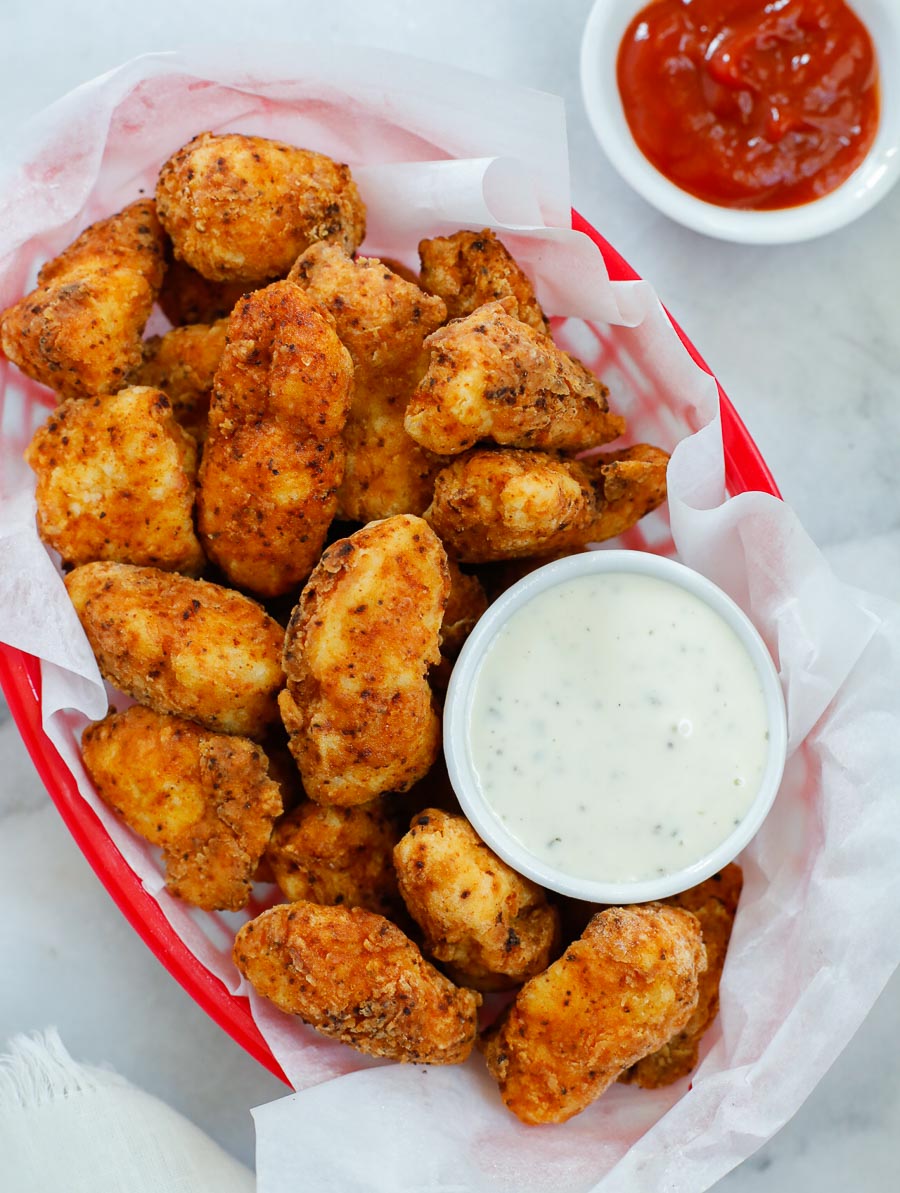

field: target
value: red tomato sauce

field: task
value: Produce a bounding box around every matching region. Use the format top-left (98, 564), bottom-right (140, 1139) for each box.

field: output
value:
top-left (616, 0), bottom-right (880, 210)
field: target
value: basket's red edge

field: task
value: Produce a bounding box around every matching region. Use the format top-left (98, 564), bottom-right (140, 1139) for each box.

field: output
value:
top-left (571, 210), bottom-right (782, 501)
top-left (0, 208), bottom-right (780, 1091)
top-left (0, 646), bottom-right (288, 1087)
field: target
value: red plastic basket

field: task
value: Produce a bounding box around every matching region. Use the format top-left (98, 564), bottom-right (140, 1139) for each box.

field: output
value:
top-left (0, 211), bottom-right (780, 1088)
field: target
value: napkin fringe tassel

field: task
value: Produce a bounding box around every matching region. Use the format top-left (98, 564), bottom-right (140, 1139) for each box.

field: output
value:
top-left (0, 1028), bottom-right (125, 1111)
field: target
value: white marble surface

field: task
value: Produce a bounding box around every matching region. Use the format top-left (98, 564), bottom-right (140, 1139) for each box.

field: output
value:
top-left (1, 0), bottom-right (899, 1187)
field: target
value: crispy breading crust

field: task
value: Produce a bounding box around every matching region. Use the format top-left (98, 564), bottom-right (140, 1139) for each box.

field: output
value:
top-left (266, 799), bottom-right (403, 917)
top-left (426, 448), bottom-right (596, 562)
top-left (65, 562), bottom-right (285, 739)
top-left (418, 229), bottom-right (548, 334)
top-left (196, 281), bottom-right (354, 597)
top-left (25, 385), bottom-right (204, 574)
top-left (233, 901), bottom-right (481, 1063)
top-left (289, 244), bottom-right (448, 521)
top-left (425, 444), bottom-right (669, 562)
top-left (394, 809), bottom-right (560, 991)
top-left (137, 319), bottom-right (229, 441)
top-left (0, 201), bottom-right (165, 401)
top-left (156, 132), bottom-right (365, 284)
top-left (278, 515), bottom-right (449, 806)
top-left (82, 705), bottom-right (282, 911)
top-left (620, 864), bottom-right (743, 1088)
top-left (440, 559), bottom-right (488, 656)
top-left (405, 300), bottom-right (624, 456)
top-left (580, 443), bottom-right (670, 545)
top-left (157, 257), bottom-right (250, 327)
top-left (537, 443), bottom-right (670, 552)
top-left (481, 904), bottom-right (706, 1124)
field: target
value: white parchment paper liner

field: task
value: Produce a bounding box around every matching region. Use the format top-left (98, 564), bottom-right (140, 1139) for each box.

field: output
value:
top-left (1, 47), bottom-right (898, 1193)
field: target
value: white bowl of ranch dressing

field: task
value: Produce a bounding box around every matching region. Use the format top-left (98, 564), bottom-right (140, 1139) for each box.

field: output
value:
top-left (444, 551), bottom-right (787, 904)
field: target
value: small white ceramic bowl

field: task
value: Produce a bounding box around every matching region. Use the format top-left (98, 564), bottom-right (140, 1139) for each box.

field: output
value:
top-left (580, 0), bottom-right (900, 244)
top-left (444, 550), bottom-right (788, 903)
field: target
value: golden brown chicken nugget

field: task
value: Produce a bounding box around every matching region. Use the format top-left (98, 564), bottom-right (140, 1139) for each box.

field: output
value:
top-left (620, 864), bottom-right (743, 1088)
top-left (157, 257), bottom-right (249, 327)
top-left (0, 201), bottom-right (165, 402)
top-left (581, 443), bottom-right (669, 544)
top-left (289, 244), bottom-right (447, 521)
top-left (278, 515), bottom-right (449, 806)
top-left (481, 904), bottom-right (706, 1124)
top-left (35, 201), bottom-right (163, 287)
top-left (419, 229), bottom-right (548, 334)
top-left (266, 799), bottom-right (403, 917)
top-left (440, 559), bottom-right (488, 656)
top-left (426, 449), bottom-right (596, 563)
top-left (233, 901), bottom-right (481, 1063)
top-left (405, 300), bottom-right (624, 456)
top-left (394, 809), bottom-right (560, 991)
top-left (199, 428), bottom-right (345, 596)
top-left (426, 444), bottom-right (669, 563)
top-left (65, 562), bottom-right (284, 738)
top-left (137, 319), bottom-right (229, 441)
top-left (156, 132), bottom-right (365, 284)
top-left (82, 705), bottom-right (282, 911)
top-left (196, 281), bottom-right (353, 597)
top-left (26, 386), bottom-right (204, 574)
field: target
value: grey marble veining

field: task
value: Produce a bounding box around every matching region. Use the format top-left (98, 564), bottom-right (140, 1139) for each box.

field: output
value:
top-left (1, 0), bottom-right (898, 1186)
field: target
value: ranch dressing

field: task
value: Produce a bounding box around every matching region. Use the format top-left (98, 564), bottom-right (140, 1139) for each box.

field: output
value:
top-left (468, 571), bottom-right (769, 883)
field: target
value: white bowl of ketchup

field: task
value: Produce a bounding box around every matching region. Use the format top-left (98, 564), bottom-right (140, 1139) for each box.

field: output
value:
top-left (580, 0), bottom-right (900, 243)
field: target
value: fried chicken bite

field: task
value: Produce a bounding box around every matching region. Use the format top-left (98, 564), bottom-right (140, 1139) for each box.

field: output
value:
top-left (425, 444), bottom-right (669, 563)
top-left (137, 319), bottom-right (228, 441)
top-left (156, 132), bottom-right (365, 284)
top-left (419, 229), bottom-right (548, 334)
top-left (583, 443), bottom-right (670, 544)
top-left (288, 243), bottom-right (448, 521)
top-left (426, 449), bottom-right (595, 563)
top-left (394, 809), bottom-right (560, 991)
top-left (0, 201), bottom-right (165, 402)
top-left (65, 562), bottom-right (285, 738)
top-left (440, 559), bottom-right (488, 656)
top-left (405, 300), bottom-right (624, 457)
top-left (82, 705), bottom-right (282, 911)
top-left (25, 385), bottom-right (204, 574)
top-left (481, 904), bottom-right (706, 1124)
top-left (620, 864), bottom-right (743, 1088)
top-left (196, 281), bottom-right (353, 597)
top-left (157, 257), bottom-right (249, 327)
top-left (278, 515), bottom-right (449, 806)
top-left (233, 901), bottom-right (481, 1063)
top-left (266, 799), bottom-right (403, 917)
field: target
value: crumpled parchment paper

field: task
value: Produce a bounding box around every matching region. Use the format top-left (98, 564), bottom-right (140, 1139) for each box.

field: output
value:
top-left (1, 46), bottom-right (898, 1193)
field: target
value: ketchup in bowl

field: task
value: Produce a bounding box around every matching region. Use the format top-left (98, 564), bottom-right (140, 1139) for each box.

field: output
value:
top-left (616, 0), bottom-right (880, 210)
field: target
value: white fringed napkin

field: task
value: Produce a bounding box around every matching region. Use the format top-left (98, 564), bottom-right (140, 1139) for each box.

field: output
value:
top-left (0, 1030), bottom-right (253, 1193)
